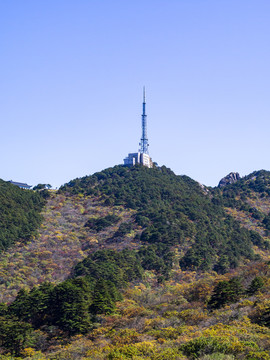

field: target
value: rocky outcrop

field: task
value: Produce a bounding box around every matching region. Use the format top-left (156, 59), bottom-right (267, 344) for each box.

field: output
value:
top-left (218, 172), bottom-right (240, 187)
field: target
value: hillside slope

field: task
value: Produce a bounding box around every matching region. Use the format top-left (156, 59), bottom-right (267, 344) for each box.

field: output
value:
top-left (214, 170), bottom-right (270, 259)
top-left (1, 167), bottom-right (270, 303)
top-left (0, 192), bottom-right (137, 302)
top-left (1, 249), bottom-right (270, 359)
top-left (0, 168), bottom-right (270, 358)
top-left (61, 165), bottom-right (268, 273)
top-left (0, 179), bottom-right (45, 252)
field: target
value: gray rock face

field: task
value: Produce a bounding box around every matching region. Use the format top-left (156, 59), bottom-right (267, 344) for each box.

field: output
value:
top-left (218, 172), bottom-right (240, 187)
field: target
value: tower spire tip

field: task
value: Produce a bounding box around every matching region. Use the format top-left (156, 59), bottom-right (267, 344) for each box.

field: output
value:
top-left (143, 86), bottom-right (146, 103)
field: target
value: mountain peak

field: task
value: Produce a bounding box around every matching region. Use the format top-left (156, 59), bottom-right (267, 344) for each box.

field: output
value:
top-left (218, 172), bottom-right (241, 187)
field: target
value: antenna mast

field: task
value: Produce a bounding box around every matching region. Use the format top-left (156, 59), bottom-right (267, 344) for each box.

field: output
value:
top-left (140, 86), bottom-right (149, 154)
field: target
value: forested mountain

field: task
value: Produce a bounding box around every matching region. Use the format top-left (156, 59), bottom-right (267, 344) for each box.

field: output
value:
top-left (0, 166), bottom-right (270, 359)
top-left (0, 179), bottom-right (45, 252)
top-left (61, 165), bottom-right (269, 273)
top-left (214, 170), bottom-right (270, 256)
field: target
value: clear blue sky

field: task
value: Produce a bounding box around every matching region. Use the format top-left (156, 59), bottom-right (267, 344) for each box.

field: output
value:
top-left (1, 0), bottom-right (270, 188)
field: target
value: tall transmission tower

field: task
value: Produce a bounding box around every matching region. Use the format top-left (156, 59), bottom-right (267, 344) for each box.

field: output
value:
top-left (123, 87), bottom-right (153, 168)
top-left (139, 87), bottom-right (149, 154)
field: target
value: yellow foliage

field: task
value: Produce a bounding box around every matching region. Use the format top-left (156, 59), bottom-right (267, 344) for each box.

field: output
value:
top-left (144, 316), bottom-right (165, 330)
top-left (116, 298), bottom-right (147, 318)
top-left (79, 207), bottom-right (85, 214)
top-left (238, 299), bottom-right (254, 307)
top-left (163, 310), bottom-right (179, 318)
top-left (21, 347), bottom-right (36, 357)
top-left (133, 340), bottom-right (156, 352)
top-left (247, 351), bottom-right (270, 360)
top-left (110, 328), bottom-right (141, 345)
top-left (178, 308), bottom-right (208, 324)
top-left (125, 286), bottom-right (143, 299)
top-left (90, 326), bottom-right (110, 338)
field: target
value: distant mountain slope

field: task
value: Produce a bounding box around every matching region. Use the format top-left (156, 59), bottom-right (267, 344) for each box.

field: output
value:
top-left (0, 193), bottom-right (138, 302)
top-left (60, 165), bottom-right (266, 273)
top-left (214, 170), bottom-right (270, 257)
top-left (0, 179), bottom-right (45, 252)
top-left (217, 170), bottom-right (270, 198)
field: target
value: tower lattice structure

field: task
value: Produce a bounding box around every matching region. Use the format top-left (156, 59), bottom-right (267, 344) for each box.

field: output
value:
top-left (139, 87), bottom-right (149, 154)
top-left (123, 87), bottom-right (153, 168)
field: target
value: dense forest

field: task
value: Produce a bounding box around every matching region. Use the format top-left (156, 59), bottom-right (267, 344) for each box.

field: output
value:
top-left (61, 165), bottom-right (268, 273)
top-left (0, 167), bottom-right (270, 359)
top-left (0, 180), bottom-right (45, 252)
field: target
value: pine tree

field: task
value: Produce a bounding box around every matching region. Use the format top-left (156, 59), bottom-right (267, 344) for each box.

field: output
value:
top-left (90, 280), bottom-right (116, 315)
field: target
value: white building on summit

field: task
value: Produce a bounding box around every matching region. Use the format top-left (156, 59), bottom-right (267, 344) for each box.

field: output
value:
top-left (124, 88), bottom-right (153, 168)
top-left (124, 152), bottom-right (152, 168)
